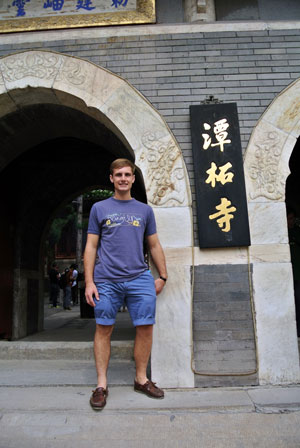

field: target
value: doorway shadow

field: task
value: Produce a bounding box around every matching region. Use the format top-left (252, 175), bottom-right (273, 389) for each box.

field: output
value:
top-left (21, 296), bottom-right (135, 342)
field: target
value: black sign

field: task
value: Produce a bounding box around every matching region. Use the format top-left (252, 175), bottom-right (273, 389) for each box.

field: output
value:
top-left (190, 103), bottom-right (250, 248)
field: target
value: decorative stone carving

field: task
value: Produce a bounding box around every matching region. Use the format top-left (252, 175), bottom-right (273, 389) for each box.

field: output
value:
top-left (0, 71), bottom-right (4, 86)
top-left (56, 57), bottom-right (87, 86)
top-left (138, 131), bottom-right (187, 207)
top-left (0, 52), bottom-right (62, 82)
top-left (247, 131), bottom-right (286, 200)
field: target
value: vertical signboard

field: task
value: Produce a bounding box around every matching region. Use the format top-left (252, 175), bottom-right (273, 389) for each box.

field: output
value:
top-left (190, 102), bottom-right (250, 248)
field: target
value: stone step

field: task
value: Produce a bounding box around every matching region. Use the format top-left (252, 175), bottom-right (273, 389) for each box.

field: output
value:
top-left (0, 359), bottom-right (137, 387)
top-left (0, 340), bottom-right (134, 361)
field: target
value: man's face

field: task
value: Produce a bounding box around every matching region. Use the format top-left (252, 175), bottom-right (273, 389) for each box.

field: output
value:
top-left (110, 166), bottom-right (135, 193)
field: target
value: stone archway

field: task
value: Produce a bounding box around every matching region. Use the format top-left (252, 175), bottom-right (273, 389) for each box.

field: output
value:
top-left (244, 79), bottom-right (300, 384)
top-left (0, 50), bottom-right (194, 388)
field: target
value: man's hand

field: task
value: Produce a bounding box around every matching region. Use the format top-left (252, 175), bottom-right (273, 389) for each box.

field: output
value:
top-left (155, 278), bottom-right (166, 295)
top-left (85, 282), bottom-right (99, 307)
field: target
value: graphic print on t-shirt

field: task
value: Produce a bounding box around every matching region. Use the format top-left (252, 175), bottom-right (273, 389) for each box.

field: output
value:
top-left (105, 213), bottom-right (142, 228)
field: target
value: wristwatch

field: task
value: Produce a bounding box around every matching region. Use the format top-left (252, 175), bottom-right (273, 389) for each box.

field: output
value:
top-left (159, 276), bottom-right (167, 282)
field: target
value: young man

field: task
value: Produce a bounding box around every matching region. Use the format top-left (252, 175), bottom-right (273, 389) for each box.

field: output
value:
top-left (84, 158), bottom-right (167, 411)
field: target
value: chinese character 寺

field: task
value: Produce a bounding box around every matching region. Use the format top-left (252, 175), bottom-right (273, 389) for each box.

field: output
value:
top-left (205, 161), bottom-right (234, 188)
top-left (43, 0), bottom-right (64, 11)
top-left (202, 118), bottom-right (231, 152)
top-left (12, 0), bottom-right (30, 16)
top-left (209, 197), bottom-right (236, 233)
top-left (76, 0), bottom-right (95, 10)
top-left (111, 0), bottom-right (128, 8)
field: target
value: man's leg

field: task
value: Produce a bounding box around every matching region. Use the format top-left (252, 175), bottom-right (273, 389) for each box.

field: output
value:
top-left (94, 324), bottom-right (114, 389)
top-left (133, 324), bottom-right (164, 399)
top-left (134, 324), bottom-right (153, 385)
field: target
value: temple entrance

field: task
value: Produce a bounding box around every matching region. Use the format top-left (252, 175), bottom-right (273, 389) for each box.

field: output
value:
top-left (0, 106), bottom-right (147, 341)
top-left (0, 50), bottom-right (193, 387)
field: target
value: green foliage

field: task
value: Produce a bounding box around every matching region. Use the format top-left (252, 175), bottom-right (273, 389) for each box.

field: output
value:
top-left (83, 189), bottom-right (113, 200)
top-left (48, 204), bottom-right (76, 246)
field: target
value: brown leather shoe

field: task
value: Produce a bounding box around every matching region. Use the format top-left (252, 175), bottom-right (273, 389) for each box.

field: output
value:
top-left (134, 380), bottom-right (164, 399)
top-left (90, 387), bottom-right (108, 411)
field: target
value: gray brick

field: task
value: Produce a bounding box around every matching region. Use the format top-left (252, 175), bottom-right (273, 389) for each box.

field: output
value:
top-left (195, 374), bottom-right (258, 387)
top-left (194, 349), bottom-right (256, 362)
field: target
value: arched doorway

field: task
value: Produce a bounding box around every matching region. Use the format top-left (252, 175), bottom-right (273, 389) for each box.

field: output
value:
top-left (244, 78), bottom-right (300, 384)
top-left (0, 50), bottom-right (193, 388)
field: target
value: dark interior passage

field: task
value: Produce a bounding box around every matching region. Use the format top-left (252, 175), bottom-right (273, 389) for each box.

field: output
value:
top-left (286, 137), bottom-right (300, 338)
top-left (0, 102), bottom-right (146, 339)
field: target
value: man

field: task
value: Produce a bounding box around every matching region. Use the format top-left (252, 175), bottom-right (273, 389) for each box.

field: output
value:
top-left (84, 158), bottom-right (167, 411)
top-left (49, 262), bottom-right (60, 308)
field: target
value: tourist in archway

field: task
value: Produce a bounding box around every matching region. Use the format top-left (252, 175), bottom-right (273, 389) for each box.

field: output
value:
top-left (84, 158), bottom-right (167, 411)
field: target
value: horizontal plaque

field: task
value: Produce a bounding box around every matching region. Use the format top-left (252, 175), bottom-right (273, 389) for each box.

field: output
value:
top-left (0, 0), bottom-right (155, 33)
top-left (190, 102), bottom-right (251, 248)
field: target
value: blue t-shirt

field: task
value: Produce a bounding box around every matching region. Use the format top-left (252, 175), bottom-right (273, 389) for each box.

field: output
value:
top-left (87, 197), bottom-right (157, 282)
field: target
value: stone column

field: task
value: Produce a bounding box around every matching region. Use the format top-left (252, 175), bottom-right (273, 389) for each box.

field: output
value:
top-left (184, 0), bottom-right (216, 22)
top-left (244, 117), bottom-right (300, 385)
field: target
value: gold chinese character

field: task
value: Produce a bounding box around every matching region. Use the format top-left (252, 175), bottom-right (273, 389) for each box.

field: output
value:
top-left (202, 123), bottom-right (212, 150)
top-left (211, 119), bottom-right (231, 152)
top-left (209, 197), bottom-right (236, 232)
top-left (202, 119), bottom-right (231, 152)
top-left (205, 162), bottom-right (234, 188)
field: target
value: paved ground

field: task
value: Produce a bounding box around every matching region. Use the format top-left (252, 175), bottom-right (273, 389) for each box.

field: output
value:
top-left (1, 382), bottom-right (300, 448)
top-left (1, 302), bottom-right (300, 447)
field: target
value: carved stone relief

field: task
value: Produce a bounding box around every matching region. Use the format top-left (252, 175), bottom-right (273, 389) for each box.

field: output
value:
top-left (0, 52), bottom-right (62, 83)
top-left (247, 130), bottom-right (286, 200)
top-left (138, 131), bottom-right (188, 207)
top-left (56, 57), bottom-right (88, 86)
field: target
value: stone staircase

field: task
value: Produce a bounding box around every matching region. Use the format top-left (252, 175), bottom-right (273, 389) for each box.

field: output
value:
top-left (0, 307), bottom-right (138, 387)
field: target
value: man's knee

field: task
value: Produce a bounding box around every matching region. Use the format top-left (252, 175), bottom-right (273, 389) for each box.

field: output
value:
top-left (136, 324), bottom-right (153, 338)
top-left (95, 324), bottom-right (114, 338)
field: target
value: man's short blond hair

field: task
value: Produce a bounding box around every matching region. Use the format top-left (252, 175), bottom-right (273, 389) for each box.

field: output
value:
top-left (110, 158), bottom-right (135, 175)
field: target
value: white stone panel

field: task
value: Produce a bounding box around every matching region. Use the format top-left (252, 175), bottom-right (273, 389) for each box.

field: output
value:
top-left (100, 83), bottom-right (165, 149)
top-left (91, 66), bottom-right (124, 108)
top-left (153, 207), bottom-right (192, 248)
top-left (249, 244), bottom-right (291, 264)
top-left (164, 244), bottom-right (291, 267)
top-left (0, 51), bottom-right (62, 90)
top-left (244, 120), bottom-right (290, 202)
top-left (53, 55), bottom-right (98, 108)
top-left (248, 201), bottom-right (289, 245)
top-left (263, 77), bottom-right (300, 136)
top-left (252, 262), bottom-right (300, 384)
top-left (151, 265), bottom-right (195, 388)
top-left (193, 246), bottom-right (248, 265)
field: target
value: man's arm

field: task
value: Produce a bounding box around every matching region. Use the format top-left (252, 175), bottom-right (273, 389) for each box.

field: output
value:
top-left (147, 233), bottom-right (167, 295)
top-left (84, 233), bottom-right (100, 307)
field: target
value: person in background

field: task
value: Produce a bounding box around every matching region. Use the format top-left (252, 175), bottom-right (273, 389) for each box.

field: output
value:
top-left (70, 263), bottom-right (79, 305)
top-left (63, 266), bottom-right (74, 311)
top-left (49, 262), bottom-right (60, 308)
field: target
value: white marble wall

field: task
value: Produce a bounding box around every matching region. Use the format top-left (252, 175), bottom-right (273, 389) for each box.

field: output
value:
top-left (244, 77), bottom-right (300, 385)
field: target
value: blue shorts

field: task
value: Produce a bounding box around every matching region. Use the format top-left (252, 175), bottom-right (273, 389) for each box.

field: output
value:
top-left (94, 270), bottom-right (156, 327)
